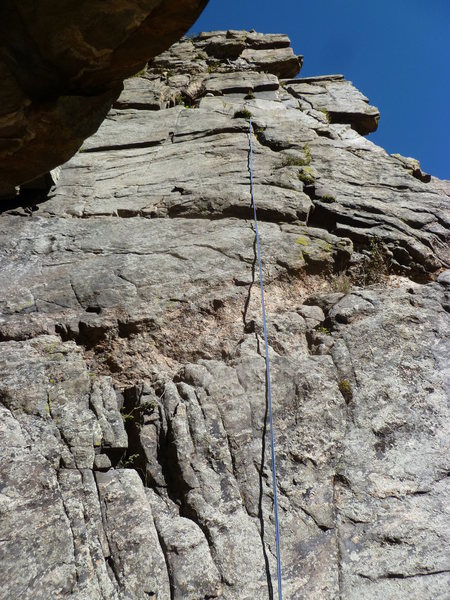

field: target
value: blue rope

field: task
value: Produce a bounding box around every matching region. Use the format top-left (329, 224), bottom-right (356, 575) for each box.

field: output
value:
top-left (248, 117), bottom-right (283, 600)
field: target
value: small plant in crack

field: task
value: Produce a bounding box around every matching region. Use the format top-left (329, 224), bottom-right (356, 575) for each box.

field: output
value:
top-left (303, 142), bottom-right (312, 164)
top-left (358, 238), bottom-right (390, 286)
top-left (183, 95), bottom-right (197, 109)
top-left (319, 107), bottom-right (331, 123)
top-left (140, 398), bottom-right (159, 414)
top-left (121, 403), bottom-right (140, 423)
top-left (120, 450), bottom-right (149, 485)
top-left (234, 108), bottom-right (253, 119)
top-left (252, 124), bottom-right (265, 142)
top-left (280, 155), bottom-right (305, 168)
top-left (297, 167), bottom-right (315, 185)
top-left (331, 273), bottom-right (352, 294)
top-left (207, 62), bottom-right (220, 73)
top-left (121, 399), bottom-right (157, 423)
top-left (315, 324), bottom-right (331, 335)
top-left (321, 194), bottom-right (336, 203)
top-left (338, 379), bottom-right (353, 403)
top-left (172, 92), bottom-right (197, 109)
top-left (121, 410), bottom-right (135, 423)
top-left (173, 93), bottom-right (186, 106)
top-left (244, 90), bottom-right (255, 100)
top-left (280, 144), bottom-right (312, 169)
top-left (123, 453), bottom-right (140, 468)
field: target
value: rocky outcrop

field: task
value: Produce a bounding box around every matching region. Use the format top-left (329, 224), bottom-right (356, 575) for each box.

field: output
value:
top-left (0, 0), bottom-right (209, 197)
top-left (283, 74), bottom-right (380, 135)
top-left (0, 31), bottom-right (449, 599)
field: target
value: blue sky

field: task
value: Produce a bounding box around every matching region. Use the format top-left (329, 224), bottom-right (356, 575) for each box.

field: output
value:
top-left (189, 0), bottom-right (449, 180)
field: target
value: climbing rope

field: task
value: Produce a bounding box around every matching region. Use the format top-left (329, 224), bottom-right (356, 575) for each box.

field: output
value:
top-left (248, 117), bottom-right (284, 600)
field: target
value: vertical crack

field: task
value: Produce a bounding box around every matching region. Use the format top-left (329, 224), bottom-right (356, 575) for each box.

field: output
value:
top-left (243, 127), bottom-right (258, 332)
top-left (257, 356), bottom-right (275, 600)
top-left (242, 233), bottom-right (257, 331)
top-left (333, 480), bottom-right (344, 600)
top-left (245, 125), bottom-right (275, 599)
top-left (154, 526), bottom-right (175, 600)
top-left (329, 338), bottom-right (357, 600)
top-left (93, 473), bottom-right (121, 592)
top-left (69, 278), bottom-right (84, 309)
top-left (56, 471), bottom-right (79, 593)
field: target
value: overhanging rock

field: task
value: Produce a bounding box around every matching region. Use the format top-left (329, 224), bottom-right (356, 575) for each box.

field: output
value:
top-left (0, 0), bottom-right (209, 196)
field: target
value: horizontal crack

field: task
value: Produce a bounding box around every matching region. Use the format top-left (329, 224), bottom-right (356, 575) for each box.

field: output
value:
top-left (359, 569), bottom-right (450, 581)
top-left (81, 139), bottom-right (164, 153)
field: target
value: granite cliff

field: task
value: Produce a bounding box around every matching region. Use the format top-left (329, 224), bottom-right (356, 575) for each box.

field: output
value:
top-left (0, 31), bottom-right (449, 599)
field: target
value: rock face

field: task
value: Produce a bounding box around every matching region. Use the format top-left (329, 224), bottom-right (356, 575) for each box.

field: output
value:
top-left (0, 0), bottom-right (209, 196)
top-left (0, 31), bottom-right (449, 600)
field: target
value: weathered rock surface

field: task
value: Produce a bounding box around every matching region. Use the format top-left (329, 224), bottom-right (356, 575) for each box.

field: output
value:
top-left (0, 31), bottom-right (449, 599)
top-left (283, 74), bottom-right (380, 135)
top-left (0, 0), bottom-right (209, 196)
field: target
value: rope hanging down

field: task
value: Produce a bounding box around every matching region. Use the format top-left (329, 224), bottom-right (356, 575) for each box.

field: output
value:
top-left (248, 117), bottom-right (284, 600)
